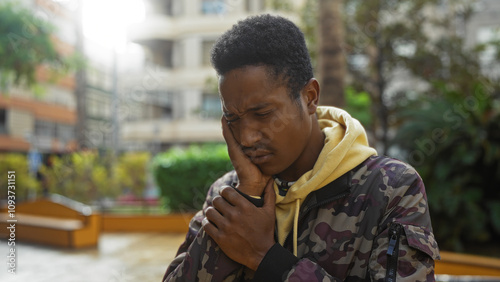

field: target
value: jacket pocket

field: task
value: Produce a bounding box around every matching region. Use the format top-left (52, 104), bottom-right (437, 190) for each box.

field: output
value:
top-left (400, 223), bottom-right (440, 261)
top-left (384, 223), bottom-right (440, 282)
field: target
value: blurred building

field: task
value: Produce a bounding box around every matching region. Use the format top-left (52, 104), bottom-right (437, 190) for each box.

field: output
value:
top-left (465, 0), bottom-right (500, 78)
top-left (123, 0), bottom-right (303, 151)
top-left (371, 0), bottom-right (500, 108)
top-left (0, 0), bottom-right (78, 153)
top-left (0, 0), bottom-right (130, 154)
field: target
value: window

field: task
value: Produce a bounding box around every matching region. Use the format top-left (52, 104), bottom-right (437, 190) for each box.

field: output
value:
top-left (202, 40), bottom-right (216, 66)
top-left (147, 0), bottom-right (183, 16)
top-left (35, 120), bottom-right (56, 137)
top-left (0, 108), bottom-right (7, 134)
top-left (150, 40), bottom-right (174, 68)
top-left (201, 0), bottom-right (225, 15)
top-left (201, 93), bottom-right (222, 119)
top-left (245, 0), bottom-right (265, 13)
top-left (57, 124), bottom-right (75, 142)
top-left (87, 93), bottom-right (111, 119)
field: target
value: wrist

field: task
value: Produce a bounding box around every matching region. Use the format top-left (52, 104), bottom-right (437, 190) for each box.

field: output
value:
top-left (248, 241), bottom-right (274, 271)
top-left (235, 183), bottom-right (264, 197)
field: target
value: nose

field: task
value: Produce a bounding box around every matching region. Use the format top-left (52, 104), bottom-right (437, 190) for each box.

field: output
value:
top-left (234, 119), bottom-right (262, 148)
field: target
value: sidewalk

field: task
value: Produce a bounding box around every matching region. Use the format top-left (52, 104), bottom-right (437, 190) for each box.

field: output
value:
top-left (0, 233), bottom-right (186, 282)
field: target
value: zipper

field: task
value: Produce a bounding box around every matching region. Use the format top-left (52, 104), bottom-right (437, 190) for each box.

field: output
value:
top-left (386, 222), bottom-right (402, 282)
top-left (282, 191), bottom-right (351, 249)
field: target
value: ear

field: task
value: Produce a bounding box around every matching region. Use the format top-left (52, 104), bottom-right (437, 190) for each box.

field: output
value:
top-left (301, 78), bottom-right (320, 115)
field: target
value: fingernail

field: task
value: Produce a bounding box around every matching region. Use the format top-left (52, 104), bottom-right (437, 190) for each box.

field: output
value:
top-left (202, 217), bottom-right (209, 227)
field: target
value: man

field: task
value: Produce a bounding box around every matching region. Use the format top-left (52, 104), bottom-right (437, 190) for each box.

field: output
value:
top-left (163, 14), bottom-right (439, 281)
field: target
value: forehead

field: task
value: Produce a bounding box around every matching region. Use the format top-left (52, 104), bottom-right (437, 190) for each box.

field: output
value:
top-left (219, 65), bottom-right (287, 111)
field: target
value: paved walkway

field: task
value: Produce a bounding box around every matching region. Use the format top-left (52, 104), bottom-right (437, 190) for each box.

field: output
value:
top-left (0, 233), bottom-right (186, 282)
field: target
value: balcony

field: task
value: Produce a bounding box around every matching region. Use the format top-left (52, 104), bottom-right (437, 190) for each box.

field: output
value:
top-left (121, 118), bottom-right (223, 144)
top-left (128, 14), bottom-right (242, 42)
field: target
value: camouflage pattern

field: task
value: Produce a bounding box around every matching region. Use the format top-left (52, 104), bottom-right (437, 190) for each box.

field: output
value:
top-left (163, 156), bottom-right (440, 281)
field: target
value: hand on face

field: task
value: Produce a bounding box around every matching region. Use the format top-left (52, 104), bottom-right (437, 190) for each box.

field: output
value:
top-left (203, 178), bottom-right (276, 271)
top-left (221, 116), bottom-right (272, 196)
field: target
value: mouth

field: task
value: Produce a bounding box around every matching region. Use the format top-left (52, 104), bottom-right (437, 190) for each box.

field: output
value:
top-left (245, 150), bottom-right (273, 165)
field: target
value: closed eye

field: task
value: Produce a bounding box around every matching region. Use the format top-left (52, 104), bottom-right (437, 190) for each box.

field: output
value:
top-left (255, 110), bottom-right (274, 117)
top-left (223, 113), bottom-right (239, 123)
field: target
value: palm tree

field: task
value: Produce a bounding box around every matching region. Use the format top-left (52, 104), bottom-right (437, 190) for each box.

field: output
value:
top-left (318, 0), bottom-right (346, 108)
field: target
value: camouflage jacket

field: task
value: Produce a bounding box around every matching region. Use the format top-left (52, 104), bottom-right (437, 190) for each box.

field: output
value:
top-left (163, 156), bottom-right (440, 281)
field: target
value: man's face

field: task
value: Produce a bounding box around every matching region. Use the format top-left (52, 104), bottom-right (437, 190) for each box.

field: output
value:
top-left (219, 65), bottom-right (316, 180)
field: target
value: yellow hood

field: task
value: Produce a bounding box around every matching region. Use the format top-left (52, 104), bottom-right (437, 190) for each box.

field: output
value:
top-left (274, 106), bottom-right (377, 253)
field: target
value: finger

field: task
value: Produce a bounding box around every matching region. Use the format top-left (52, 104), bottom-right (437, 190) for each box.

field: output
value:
top-left (213, 195), bottom-right (234, 215)
top-left (202, 218), bottom-right (220, 240)
top-left (205, 206), bottom-right (226, 229)
top-left (221, 117), bottom-right (254, 171)
top-left (220, 186), bottom-right (249, 207)
top-left (263, 178), bottom-right (276, 209)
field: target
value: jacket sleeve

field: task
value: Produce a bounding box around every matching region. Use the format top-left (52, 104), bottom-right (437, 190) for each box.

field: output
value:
top-left (163, 172), bottom-right (251, 282)
top-left (368, 165), bottom-right (440, 281)
top-left (254, 163), bottom-right (439, 282)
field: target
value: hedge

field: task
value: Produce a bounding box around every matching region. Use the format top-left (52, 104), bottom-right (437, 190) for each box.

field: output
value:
top-left (151, 144), bottom-right (233, 212)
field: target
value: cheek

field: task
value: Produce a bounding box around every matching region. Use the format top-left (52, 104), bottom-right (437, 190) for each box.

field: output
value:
top-left (228, 124), bottom-right (241, 142)
top-left (261, 111), bottom-right (300, 139)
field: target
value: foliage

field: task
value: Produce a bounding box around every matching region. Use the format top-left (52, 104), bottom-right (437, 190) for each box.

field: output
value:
top-left (344, 86), bottom-right (372, 128)
top-left (0, 1), bottom-right (65, 91)
top-left (266, 0), bottom-right (294, 12)
top-left (38, 151), bottom-right (151, 205)
top-left (0, 154), bottom-right (40, 201)
top-left (39, 152), bottom-right (118, 204)
top-left (385, 0), bottom-right (500, 252)
top-left (152, 144), bottom-right (233, 212)
top-left (300, 0), bottom-right (318, 70)
top-left (392, 79), bottom-right (500, 251)
top-left (114, 152), bottom-right (151, 199)
top-left (294, 0), bottom-right (500, 253)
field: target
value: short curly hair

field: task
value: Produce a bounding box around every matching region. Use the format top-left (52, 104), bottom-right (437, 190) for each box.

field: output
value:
top-left (211, 14), bottom-right (313, 101)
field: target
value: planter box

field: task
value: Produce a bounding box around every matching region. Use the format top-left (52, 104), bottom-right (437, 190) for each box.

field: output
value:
top-left (436, 251), bottom-right (500, 276)
top-left (101, 213), bottom-right (195, 233)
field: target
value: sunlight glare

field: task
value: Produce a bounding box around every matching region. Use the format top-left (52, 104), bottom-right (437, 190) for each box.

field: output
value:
top-left (82, 0), bottom-right (145, 50)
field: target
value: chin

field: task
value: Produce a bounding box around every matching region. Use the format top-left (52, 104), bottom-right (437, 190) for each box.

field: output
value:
top-left (257, 163), bottom-right (283, 177)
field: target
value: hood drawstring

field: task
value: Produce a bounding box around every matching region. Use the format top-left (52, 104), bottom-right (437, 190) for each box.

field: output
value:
top-left (293, 199), bottom-right (300, 256)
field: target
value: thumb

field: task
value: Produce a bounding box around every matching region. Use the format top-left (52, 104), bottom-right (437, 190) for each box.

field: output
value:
top-left (263, 178), bottom-right (276, 209)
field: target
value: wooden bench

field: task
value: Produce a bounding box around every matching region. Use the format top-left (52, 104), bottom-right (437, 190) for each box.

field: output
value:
top-left (436, 251), bottom-right (500, 277)
top-left (0, 195), bottom-right (100, 248)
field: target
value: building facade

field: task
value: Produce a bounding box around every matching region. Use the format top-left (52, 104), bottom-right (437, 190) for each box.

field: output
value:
top-left (122, 0), bottom-right (288, 151)
top-left (0, 0), bottom-right (78, 153)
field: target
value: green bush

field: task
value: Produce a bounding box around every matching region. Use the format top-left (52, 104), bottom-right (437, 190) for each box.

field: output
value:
top-left (152, 144), bottom-right (233, 212)
top-left (114, 152), bottom-right (151, 199)
top-left (40, 152), bottom-right (118, 204)
top-left (39, 151), bottom-right (151, 205)
top-left (0, 154), bottom-right (40, 201)
top-left (392, 81), bottom-right (500, 251)
top-left (344, 86), bottom-right (372, 128)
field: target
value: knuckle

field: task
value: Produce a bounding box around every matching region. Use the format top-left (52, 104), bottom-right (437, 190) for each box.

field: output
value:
top-left (205, 206), bottom-right (216, 218)
top-left (212, 196), bottom-right (223, 207)
top-left (220, 186), bottom-right (232, 197)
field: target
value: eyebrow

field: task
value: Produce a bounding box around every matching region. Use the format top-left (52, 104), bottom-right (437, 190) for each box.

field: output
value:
top-left (223, 102), bottom-right (273, 116)
top-left (247, 102), bottom-right (273, 112)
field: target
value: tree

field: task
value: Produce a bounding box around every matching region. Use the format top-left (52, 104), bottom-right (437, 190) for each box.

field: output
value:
top-left (299, 0), bottom-right (500, 252)
top-left (392, 77), bottom-right (500, 252)
top-left (317, 0), bottom-right (346, 107)
top-left (0, 1), bottom-right (64, 91)
top-left (387, 2), bottom-right (500, 251)
top-left (114, 152), bottom-right (151, 209)
top-left (0, 154), bottom-right (40, 201)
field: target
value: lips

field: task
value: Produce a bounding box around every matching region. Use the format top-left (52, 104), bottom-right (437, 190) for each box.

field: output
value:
top-left (244, 149), bottom-right (273, 165)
